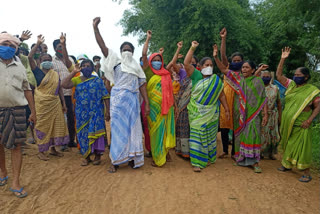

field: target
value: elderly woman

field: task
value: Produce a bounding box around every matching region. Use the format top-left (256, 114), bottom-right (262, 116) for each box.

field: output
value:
top-left (62, 59), bottom-right (109, 166)
top-left (93, 17), bottom-right (150, 173)
top-left (259, 70), bottom-right (281, 159)
top-left (28, 35), bottom-right (69, 161)
top-left (276, 47), bottom-right (320, 182)
top-left (214, 44), bottom-right (268, 173)
top-left (184, 41), bottom-right (230, 172)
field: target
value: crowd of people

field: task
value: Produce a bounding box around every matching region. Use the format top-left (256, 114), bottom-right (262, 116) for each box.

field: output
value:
top-left (1, 17), bottom-right (320, 198)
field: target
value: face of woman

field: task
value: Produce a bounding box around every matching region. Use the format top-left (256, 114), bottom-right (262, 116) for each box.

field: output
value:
top-left (232, 56), bottom-right (242, 63)
top-left (40, 54), bottom-right (52, 63)
top-left (152, 55), bottom-right (162, 62)
top-left (241, 62), bottom-right (254, 78)
top-left (82, 62), bottom-right (92, 69)
top-left (201, 59), bottom-right (213, 69)
top-left (294, 69), bottom-right (306, 80)
top-left (121, 44), bottom-right (133, 53)
top-left (261, 72), bottom-right (271, 78)
top-left (191, 57), bottom-right (197, 65)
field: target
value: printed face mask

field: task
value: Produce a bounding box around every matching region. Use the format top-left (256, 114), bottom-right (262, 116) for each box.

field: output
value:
top-left (81, 67), bottom-right (93, 78)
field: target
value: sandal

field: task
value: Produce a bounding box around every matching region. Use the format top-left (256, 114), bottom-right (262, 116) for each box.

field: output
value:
top-left (108, 165), bottom-right (119, 173)
top-left (9, 187), bottom-right (28, 198)
top-left (0, 176), bottom-right (8, 186)
top-left (277, 166), bottom-right (292, 172)
top-left (49, 151), bottom-right (64, 157)
top-left (193, 167), bottom-right (201, 173)
top-left (254, 166), bottom-right (262, 173)
top-left (128, 160), bottom-right (135, 168)
top-left (92, 160), bottom-right (101, 165)
top-left (81, 159), bottom-right (92, 166)
top-left (299, 175), bottom-right (312, 183)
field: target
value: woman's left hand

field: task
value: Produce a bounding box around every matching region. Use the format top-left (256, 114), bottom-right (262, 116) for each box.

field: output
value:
top-left (144, 103), bottom-right (150, 117)
top-left (105, 111), bottom-right (110, 121)
top-left (301, 120), bottom-right (311, 129)
top-left (62, 104), bottom-right (67, 113)
top-left (225, 110), bottom-right (230, 121)
top-left (262, 115), bottom-right (268, 126)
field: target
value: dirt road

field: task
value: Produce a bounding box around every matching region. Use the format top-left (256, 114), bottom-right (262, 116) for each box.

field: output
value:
top-left (0, 133), bottom-right (319, 214)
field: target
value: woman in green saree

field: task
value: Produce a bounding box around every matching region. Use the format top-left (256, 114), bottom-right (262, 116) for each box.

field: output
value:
top-left (276, 47), bottom-right (320, 182)
top-left (213, 44), bottom-right (268, 173)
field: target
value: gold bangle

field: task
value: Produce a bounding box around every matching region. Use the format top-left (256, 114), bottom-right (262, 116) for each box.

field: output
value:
top-left (190, 46), bottom-right (196, 51)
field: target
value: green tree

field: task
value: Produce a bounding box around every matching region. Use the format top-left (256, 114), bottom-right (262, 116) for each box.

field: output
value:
top-left (120, 0), bottom-right (266, 64)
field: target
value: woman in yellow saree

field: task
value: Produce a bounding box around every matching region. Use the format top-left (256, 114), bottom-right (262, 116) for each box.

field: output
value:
top-left (28, 35), bottom-right (69, 161)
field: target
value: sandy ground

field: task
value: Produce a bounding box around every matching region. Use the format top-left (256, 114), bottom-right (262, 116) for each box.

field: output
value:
top-left (0, 129), bottom-right (319, 214)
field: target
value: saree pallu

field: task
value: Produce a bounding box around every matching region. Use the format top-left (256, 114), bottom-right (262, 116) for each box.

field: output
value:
top-left (226, 71), bottom-right (267, 165)
top-left (261, 84), bottom-right (280, 156)
top-left (188, 74), bottom-right (223, 168)
top-left (219, 79), bottom-right (234, 130)
top-left (34, 70), bottom-right (69, 152)
top-left (147, 75), bottom-right (176, 167)
top-left (75, 77), bottom-right (108, 158)
top-left (280, 82), bottom-right (320, 170)
top-left (175, 77), bottom-right (192, 158)
top-left (141, 100), bottom-right (151, 152)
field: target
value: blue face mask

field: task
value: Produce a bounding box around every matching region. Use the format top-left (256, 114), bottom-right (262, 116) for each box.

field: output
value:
top-left (40, 61), bottom-right (53, 70)
top-left (293, 76), bottom-right (305, 85)
top-left (262, 77), bottom-right (271, 85)
top-left (151, 61), bottom-right (162, 70)
top-left (81, 67), bottom-right (93, 78)
top-left (229, 61), bottom-right (243, 71)
top-left (0, 46), bottom-right (16, 60)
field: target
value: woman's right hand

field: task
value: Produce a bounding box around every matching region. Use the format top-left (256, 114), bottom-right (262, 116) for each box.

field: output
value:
top-left (213, 44), bottom-right (218, 58)
top-left (73, 64), bottom-right (81, 75)
top-left (147, 30), bottom-right (152, 39)
top-left (281, 47), bottom-right (291, 59)
top-left (93, 17), bottom-right (101, 28)
top-left (191, 41), bottom-right (199, 48)
top-left (37, 34), bottom-right (45, 45)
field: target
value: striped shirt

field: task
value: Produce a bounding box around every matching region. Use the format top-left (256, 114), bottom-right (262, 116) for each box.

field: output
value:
top-left (52, 55), bottom-right (74, 96)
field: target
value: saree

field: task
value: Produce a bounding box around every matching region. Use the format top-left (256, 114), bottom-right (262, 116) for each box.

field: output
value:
top-left (109, 65), bottom-right (145, 168)
top-left (261, 84), bottom-right (280, 157)
top-left (219, 79), bottom-right (234, 130)
top-left (188, 74), bottom-right (223, 168)
top-left (147, 75), bottom-right (176, 166)
top-left (175, 77), bottom-right (192, 158)
top-left (226, 71), bottom-right (267, 166)
top-left (34, 69), bottom-right (69, 152)
top-left (74, 77), bottom-right (108, 158)
top-left (280, 81), bottom-right (320, 170)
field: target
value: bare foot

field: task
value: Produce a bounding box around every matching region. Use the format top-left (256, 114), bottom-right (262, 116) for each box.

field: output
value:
top-left (151, 161), bottom-right (158, 167)
top-left (50, 147), bottom-right (64, 157)
top-left (81, 157), bottom-right (92, 166)
top-left (166, 153), bottom-right (172, 162)
top-left (207, 161), bottom-right (211, 166)
top-left (37, 152), bottom-right (49, 161)
top-left (218, 152), bottom-right (226, 159)
top-left (108, 165), bottom-right (119, 173)
top-left (269, 154), bottom-right (277, 160)
top-left (93, 154), bottom-right (101, 165)
top-left (193, 166), bottom-right (201, 172)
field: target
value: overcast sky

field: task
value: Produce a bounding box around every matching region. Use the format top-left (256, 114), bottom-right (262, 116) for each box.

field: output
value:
top-left (0, 0), bottom-right (143, 61)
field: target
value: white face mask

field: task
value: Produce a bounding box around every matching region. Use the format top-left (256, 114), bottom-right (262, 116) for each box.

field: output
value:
top-left (121, 51), bottom-right (133, 61)
top-left (201, 66), bottom-right (213, 75)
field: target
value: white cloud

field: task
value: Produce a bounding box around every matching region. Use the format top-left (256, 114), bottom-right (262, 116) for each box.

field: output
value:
top-left (0, 0), bottom-right (143, 62)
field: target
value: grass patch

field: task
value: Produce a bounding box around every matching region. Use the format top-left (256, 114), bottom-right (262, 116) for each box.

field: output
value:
top-left (311, 122), bottom-right (320, 169)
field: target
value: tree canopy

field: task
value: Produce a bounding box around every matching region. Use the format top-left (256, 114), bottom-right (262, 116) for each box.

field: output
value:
top-left (120, 0), bottom-right (320, 78)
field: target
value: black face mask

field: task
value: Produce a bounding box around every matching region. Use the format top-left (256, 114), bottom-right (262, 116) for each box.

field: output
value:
top-left (262, 77), bottom-right (271, 85)
top-left (192, 64), bottom-right (197, 68)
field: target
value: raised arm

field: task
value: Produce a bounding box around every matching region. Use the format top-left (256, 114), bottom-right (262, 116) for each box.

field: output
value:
top-left (61, 64), bottom-right (80, 89)
top-left (213, 44), bottom-right (229, 75)
top-left (276, 47), bottom-right (291, 86)
top-left (255, 64), bottom-right (269, 76)
top-left (142, 30), bottom-right (152, 70)
top-left (93, 17), bottom-right (108, 58)
top-left (169, 41), bottom-right (183, 73)
top-left (59, 33), bottom-right (72, 69)
top-left (184, 41), bottom-right (199, 77)
top-left (28, 35), bottom-right (44, 71)
top-left (20, 30), bottom-right (32, 42)
top-left (219, 28), bottom-right (228, 66)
